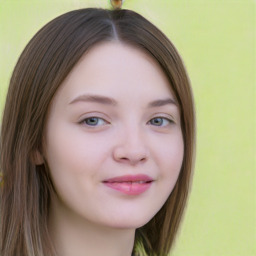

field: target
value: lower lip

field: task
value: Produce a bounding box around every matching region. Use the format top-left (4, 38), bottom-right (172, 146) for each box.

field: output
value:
top-left (103, 181), bottom-right (152, 195)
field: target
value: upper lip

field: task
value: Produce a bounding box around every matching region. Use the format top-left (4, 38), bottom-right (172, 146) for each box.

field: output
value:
top-left (103, 174), bottom-right (154, 183)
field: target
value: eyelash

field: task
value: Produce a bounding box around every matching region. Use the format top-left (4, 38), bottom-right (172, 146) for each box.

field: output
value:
top-left (79, 116), bottom-right (174, 127)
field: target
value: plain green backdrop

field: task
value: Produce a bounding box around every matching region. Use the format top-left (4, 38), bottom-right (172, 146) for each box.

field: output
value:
top-left (0, 0), bottom-right (255, 255)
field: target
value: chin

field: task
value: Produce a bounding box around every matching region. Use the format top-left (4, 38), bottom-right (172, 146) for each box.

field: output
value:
top-left (103, 213), bottom-right (154, 230)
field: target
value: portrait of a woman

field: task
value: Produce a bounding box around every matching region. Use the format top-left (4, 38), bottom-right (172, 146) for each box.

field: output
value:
top-left (0, 3), bottom-right (196, 256)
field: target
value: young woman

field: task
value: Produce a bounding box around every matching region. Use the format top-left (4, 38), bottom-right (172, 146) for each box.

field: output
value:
top-left (0, 7), bottom-right (195, 256)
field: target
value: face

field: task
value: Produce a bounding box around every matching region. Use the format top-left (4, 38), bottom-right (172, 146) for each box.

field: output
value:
top-left (44, 42), bottom-right (184, 229)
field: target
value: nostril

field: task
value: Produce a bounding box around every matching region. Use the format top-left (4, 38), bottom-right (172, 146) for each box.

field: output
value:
top-left (139, 157), bottom-right (147, 162)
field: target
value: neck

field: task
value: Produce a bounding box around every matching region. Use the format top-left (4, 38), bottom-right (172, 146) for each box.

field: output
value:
top-left (48, 195), bottom-right (135, 256)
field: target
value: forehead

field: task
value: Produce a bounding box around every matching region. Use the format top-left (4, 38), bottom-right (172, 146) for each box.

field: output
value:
top-left (56, 41), bottom-right (176, 105)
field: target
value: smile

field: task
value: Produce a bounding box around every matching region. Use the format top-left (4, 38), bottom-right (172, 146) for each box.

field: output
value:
top-left (103, 175), bottom-right (154, 195)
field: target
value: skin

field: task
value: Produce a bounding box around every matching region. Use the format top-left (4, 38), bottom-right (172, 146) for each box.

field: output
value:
top-left (42, 41), bottom-right (184, 256)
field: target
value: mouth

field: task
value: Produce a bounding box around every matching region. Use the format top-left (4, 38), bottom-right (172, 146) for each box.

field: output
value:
top-left (102, 174), bottom-right (154, 195)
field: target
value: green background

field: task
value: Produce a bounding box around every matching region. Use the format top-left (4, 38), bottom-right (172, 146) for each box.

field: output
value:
top-left (0, 0), bottom-right (255, 255)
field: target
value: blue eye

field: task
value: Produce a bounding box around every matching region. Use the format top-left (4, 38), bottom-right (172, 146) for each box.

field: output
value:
top-left (149, 117), bottom-right (173, 127)
top-left (81, 117), bottom-right (107, 126)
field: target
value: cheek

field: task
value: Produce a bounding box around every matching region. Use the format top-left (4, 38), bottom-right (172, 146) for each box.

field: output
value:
top-left (45, 131), bottom-right (80, 174)
top-left (44, 122), bottom-right (113, 182)
top-left (157, 132), bottom-right (184, 187)
top-left (43, 124), bottom-right (97, 207)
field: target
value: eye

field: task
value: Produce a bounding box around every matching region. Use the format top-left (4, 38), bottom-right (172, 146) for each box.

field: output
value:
top-left (148, 117), bottom-right (173, 127)
top-left (80, 117), bottom-right (108, 127)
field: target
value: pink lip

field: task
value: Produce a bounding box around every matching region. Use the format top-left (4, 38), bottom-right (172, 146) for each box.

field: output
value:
top-left (103, 175), bottom-right (153, 195)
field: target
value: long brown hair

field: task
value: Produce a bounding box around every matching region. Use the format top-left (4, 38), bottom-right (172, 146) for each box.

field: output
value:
top-left (0, 8), bottom-right (195, 256)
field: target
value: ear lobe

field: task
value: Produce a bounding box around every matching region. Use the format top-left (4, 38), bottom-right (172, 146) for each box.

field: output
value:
top-left (31, 150), bottom-right (44, 165)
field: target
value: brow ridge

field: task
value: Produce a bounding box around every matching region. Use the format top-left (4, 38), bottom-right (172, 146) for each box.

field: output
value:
top-left (69, 94), bottom-right (117, 105)
top-left (148, 98), bottom-right (177, 107)
top-left (69, 94), bottom-right (177, 108)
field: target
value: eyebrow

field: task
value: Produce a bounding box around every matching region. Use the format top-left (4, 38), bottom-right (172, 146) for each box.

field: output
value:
top-left (69, 94), bottom-right (177, 107)
top-left (148, 98), bottom-right (177, 107)
top-left (69, 94), bottom-right (117, 106)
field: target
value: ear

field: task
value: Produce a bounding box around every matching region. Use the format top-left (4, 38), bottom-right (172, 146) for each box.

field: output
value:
top-left (31, 150), bottom-right (44, 165)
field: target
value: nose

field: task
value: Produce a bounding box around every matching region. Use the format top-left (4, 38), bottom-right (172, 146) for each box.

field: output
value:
top-left (113, 127), bottom-right (149, 166)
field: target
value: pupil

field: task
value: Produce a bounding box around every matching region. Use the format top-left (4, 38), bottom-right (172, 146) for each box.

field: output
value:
top-left (152, 118), bottom-right (162, 126)
top-left (86, 117), bottom-right (98, 125)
